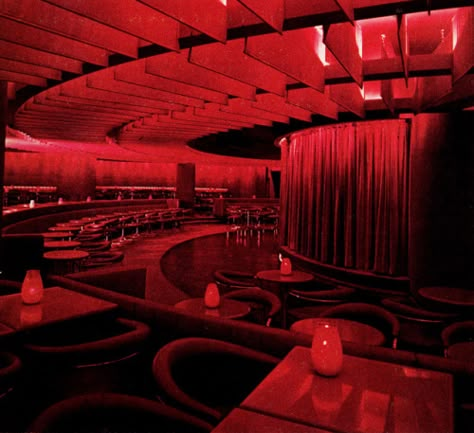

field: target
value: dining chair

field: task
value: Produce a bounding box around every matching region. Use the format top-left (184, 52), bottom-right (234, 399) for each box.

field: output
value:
top-left (78, 240), bottom-right (112, 253)
top-left (319, 302), bottom-right (400, 349)
top-left (81, 251), bottom-right (125, 268)
top-left (21, 317), bottom-right (152, 400)
top-left (213, 269), bottom-right (256, 292)
top-left (441, 320), bottom-right (474, 360)
top-left (27, 392), bottom-right (213, 433)
top-left (287, 285), bottom-right (356, 321)
top-left (382, 296), bottom-right (460, 354)
top-left (151, 337), bottom-right (280, 424)
top-left (0, 352), bottom-right (22, 400)
top-left (74, 232), bottom-right (105, 243)
top-left (222, 287), bottom-right (282, 326)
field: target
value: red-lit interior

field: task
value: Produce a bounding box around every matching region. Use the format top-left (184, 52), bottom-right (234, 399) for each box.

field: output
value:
top-left (1, 1), bottom-right (471, 160)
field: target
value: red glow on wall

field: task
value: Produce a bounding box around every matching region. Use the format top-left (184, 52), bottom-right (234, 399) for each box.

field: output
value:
top-left (363, 81), bottom-right (381, 100)
top-left (406, 8), bottom-right (459, 55)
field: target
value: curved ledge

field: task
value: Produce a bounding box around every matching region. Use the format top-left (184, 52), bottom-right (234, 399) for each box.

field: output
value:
top-left (2, 199), bottom-right (170, 234)
top-left (279, 245), bottom-right (410, 295)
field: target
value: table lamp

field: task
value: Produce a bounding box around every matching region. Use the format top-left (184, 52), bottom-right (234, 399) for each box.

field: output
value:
top-left (311, 321), bottom-right (343, 376)
top-left (21, 269), bottom-right (44, 305)
top-left (204, 283), bottom-right (220, 308)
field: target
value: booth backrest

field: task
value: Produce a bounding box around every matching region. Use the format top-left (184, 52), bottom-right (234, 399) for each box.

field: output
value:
top-left (62, 266), bottom-right (147, 299)
top-left (0, 234), bottom-right (45, 281)
top-left (47, 268), bottom-right (474, 380)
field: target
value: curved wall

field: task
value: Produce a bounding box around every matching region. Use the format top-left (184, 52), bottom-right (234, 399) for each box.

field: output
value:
top-left (279, 114), bottom-right (473, 294)
top-left (279, 119), bottom-right (409, 285)
top-left (408, 112), bottom-right (474, 293)
top-left (4, 141), bottom-right (280, 200)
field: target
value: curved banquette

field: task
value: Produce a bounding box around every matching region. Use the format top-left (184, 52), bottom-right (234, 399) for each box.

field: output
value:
top-left (45, 267), bottom-right (473, 421)
top-left (2, 199), bottom-right (172, 235)
top-left (1, 265), bottom-right (472, 431)
top-left (0, 199), bottom-right (175, 280)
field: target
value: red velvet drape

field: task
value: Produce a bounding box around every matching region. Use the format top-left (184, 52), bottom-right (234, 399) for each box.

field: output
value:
top-left (280, 120), bottom-right (408, 276)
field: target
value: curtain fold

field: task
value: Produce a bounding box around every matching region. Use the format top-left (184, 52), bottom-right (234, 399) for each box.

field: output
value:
top-left (281, 120), bottom-right (408, 276)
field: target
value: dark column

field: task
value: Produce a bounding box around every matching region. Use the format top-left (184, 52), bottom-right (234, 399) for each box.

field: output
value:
top-left (0, 82), bottom-right (7, 274)
top-left (409, 113), bottom-right (474, 294)
top-left (55, 153), bottom-right (96, 201)
top-left (176, 163), bottom-right (195, 209)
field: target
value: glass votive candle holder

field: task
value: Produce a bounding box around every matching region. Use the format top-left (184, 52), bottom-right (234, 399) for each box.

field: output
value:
top-left (280, 258), bottom-right (292, 275)
top-left (204, 283), bottom-right (220, 308)
top-left (21, 269), bottom-right (44, 305)
top-left (311, 321), bottom-right (343, 377)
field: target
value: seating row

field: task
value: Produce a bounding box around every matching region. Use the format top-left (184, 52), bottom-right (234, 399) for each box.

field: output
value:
top-left (1, 267), bottom-right (473, 432)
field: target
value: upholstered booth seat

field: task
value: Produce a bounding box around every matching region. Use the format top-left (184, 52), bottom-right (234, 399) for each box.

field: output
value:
top-left (0, 352), bottom-right (22, 400)
top-left (441, 320), bottom-right (474, 360)
top-left (62, 266), bottom-right (147, 298)
top-left (28, 392), bottom-right (213, 433)
top-left (222, 287), bottom-right (281, 326)
top-left (20, 318), bottom-right (152, 405)
top-left (82, 251), bottom-right (125, 268)
top-left (319, 302), bottom-right (400, 349)
top-left (287, 285), bottom-right (356, 322)
top-left (0, 279), bottom-right (22, 296)
top-left (382, 296), bottom-right (460, 354)
top-left (79, 240), bottom-right (112, 253)
top-left (152, 337), bottom-right (280, 424)
top-left (74, 232), bottom-right (104, 243)
top-left (1, 234), bottom-right (44, 281)
top-left (0, 352), bottom-right (23, 431)
top-left (45, 270), bottom-right (474, 432)
top-left (213, 270), bottom-right (257, 292)
top-left (22, 317), bottom-right (150, 366)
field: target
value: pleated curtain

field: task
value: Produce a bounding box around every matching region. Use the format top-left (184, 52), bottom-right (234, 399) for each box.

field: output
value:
top-left (280, 120), bottom-right (409, 276)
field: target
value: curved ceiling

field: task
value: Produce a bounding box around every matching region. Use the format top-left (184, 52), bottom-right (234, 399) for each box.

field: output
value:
top-left (2, 1), bottom-right (474, 159)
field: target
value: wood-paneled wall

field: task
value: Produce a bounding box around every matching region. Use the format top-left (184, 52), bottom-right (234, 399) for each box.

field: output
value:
top-left (5, 153), bottom-right (273, 199)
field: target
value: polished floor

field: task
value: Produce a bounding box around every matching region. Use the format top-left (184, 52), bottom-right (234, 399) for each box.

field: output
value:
top-left (104, 221), bottom-right (450, 356)
top-left (115, 222), bottom-right (280, 304)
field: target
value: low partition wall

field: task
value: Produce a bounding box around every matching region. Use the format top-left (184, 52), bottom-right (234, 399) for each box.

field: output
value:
top-left (2, 199), bottom-right (170, 234)
top-left (47, 269), bottom-right (474, 413)
top-left (280, 245), bottom-right (410, 298)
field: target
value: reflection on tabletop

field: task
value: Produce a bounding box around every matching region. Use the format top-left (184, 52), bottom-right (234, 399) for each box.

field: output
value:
top-left (241, 346), bottom-right (453, 433)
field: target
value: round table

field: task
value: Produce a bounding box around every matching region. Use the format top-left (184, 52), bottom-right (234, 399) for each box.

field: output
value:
top-left (43, 249), bottom-right (90, 274)
top-left (174, 298), bottom-right (251, 320)
top-left (290, 318), bottom-right (386, 346)
top-left (48, 225), bottom-right (82, 233)
top-left (44, 241), bottom-right (82, 250)
top-left (256, 269), bottom-right (314, 329)
top-left (418, 286), bottom-right (474, 312)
